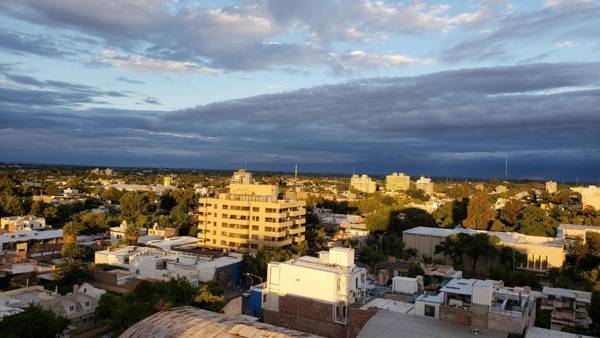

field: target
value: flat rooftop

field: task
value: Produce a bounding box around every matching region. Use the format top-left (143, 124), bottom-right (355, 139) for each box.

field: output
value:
top-left (358, 310), bottom-right (506, 338)
top-left (526, 327), bottom-right (595, 338)
top-left (404, 227), bottom-right (563, 247)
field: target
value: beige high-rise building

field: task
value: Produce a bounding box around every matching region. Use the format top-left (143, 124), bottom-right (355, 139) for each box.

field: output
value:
top-left (197, 173), bottom-right (305, 252)
top-left (350, 174), bottom-right (377, 193)
top-left (231, 169), bottom-right (253, 184)
top-left (386, 172), bottom-right (410, 192)
top-left (416, 176), bottom-right (434, 195)
top-left (546, 181), bottom-right (557, 194)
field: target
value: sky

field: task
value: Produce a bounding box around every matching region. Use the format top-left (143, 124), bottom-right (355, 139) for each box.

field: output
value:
top-left (0, 0), bottom-right (599, 181)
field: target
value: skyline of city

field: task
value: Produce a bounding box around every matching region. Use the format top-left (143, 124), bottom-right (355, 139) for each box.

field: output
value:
top-left (0, 1), bottom-right (599, 180)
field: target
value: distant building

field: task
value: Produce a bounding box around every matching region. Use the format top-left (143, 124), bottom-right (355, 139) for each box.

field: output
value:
top-left (109, 221), bottom-right (147, 242)
top-left (546, 181), bottom-right (558, 194)
top-left (571, 185), bottom-right (600, 210)
top-left (163, 176), bottom-right (173, 187)
top-left (91, 168), bottom-right (113, 176)
top-left (350, 174), bottom-right (377, 194)
top-left (385, 173), bottom-right (410, 192)
top-left (540, 287), bottom-right (592, 331)
top-left (1, 216), bottom-right (47, 232)
top-left (416, 176), bottom-right (434, 195)
top-left (0, 229), bottom-right (63, 261)
top-left (198, 171), bottom-right (305, 252)
top-left (261, 247), bottom-right (373, 338)
top-left (231, 169), bottom-right (253, 184)
top-left (148, 224), bottom-right (178, 238)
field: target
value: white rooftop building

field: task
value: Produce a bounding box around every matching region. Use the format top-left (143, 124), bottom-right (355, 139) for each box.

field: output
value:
top-left (1, 216), bottom-right (47, 231)
top-left (263, 247), bottom-right (367, 325)
top-left (94, 246), bottom-right (242, 287)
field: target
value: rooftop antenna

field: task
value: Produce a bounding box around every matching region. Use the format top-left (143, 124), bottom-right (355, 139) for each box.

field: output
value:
top-left (244, 157), bottom-right (247, 170)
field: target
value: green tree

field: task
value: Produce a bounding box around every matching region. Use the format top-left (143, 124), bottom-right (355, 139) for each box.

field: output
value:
top-left (499, 199), bottom-right (525, 227)
top-left (517, 206), bottom-right (558, 236)
top-left (586, 232), bottom-right (600, 256)
top-left (435, 233), bottom-right (499, 275)
top-left (0, 305), bottom-right (70, 338)
top-left (120, 192), bottom-right (152, 226)
top-left (194, 281), bottom-right (225, 312)
top-left (0, 194), bottom-right (24, 216)
top-left (463, 191), bottom-right (494, 230)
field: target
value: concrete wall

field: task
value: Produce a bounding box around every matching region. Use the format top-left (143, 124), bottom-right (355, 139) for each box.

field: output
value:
top-left (264, 294), bottom-right (376, 338)
top-left (439, 305), bottom-right (472, 326)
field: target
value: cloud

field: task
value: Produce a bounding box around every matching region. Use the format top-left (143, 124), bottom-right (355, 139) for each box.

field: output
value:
top-left (143, 96), bottom-right (162, 105)
top-left (98, 50), bottom-right (219, 74)
top-left (0, 30), bottom-right (73, 57)
top-left (115, 76), bottom-right (145, 84)
top-left (0, 0), bottom-right (489, 73)
top-left (1, 62), bottom-right (599, 179)
top-left (440, 1), bottom-right (600, 63)
top-left (337, 50), bottom-right (435, 68)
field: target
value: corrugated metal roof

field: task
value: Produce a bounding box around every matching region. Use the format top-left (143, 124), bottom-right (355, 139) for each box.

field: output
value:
top-left (119, 306), bottom-right (323, 338)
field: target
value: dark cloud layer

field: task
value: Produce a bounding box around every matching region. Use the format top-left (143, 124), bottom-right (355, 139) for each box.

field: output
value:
top-left (1, 62), bottom-right (599, 180)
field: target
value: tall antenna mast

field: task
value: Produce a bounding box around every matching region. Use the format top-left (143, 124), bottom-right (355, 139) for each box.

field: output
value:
top-left (294, 163), bottom-right (298, 181)
top-left (505, 154), bottom-right (508, 180)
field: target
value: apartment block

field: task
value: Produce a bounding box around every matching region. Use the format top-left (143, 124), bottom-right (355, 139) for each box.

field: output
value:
top-left (546, 181), bottom-right (558, 194)
top-left (197, 176), bottom-right (305, 252)
top-left (416, 176), bottom-right (434, 195)
top-left (350, 174), bottom-right (377, 194)
top-left (261, 248), bottom-right (374, 338)
top-left (385, 172), bottom-right (410, 192)
top-left (231, 168), bottom-right (253, 184)
top-left (541, 287), bottom-right (592, 331)
top-left (435, 278), bottom-right (535, 336)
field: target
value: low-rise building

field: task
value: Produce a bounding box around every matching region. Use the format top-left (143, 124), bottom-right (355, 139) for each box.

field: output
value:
top-left (0, 229), bottom-right (63, 261)
top-left (540, 287), bottom-right (592, 331)
top-left (416, 176), bottom-right (434, 195)
top-left (350, 174), bottom-right (377, 194)
top-left (40, 283), bottom-right (107, 336)
top-left (386, 173), bottom-right (410, 192)
top-left (1, 216), bottom-right (47, 232)
top-left (109, 220), bottom-right (148, 242)
top-left (571, 185), bottom-right (600, 210)
top-left (436, 278), bottom-right (535, 336)
top-left (262, 247), bottom-right (374, 338)
top-left (94, 246), bottom-right (242, 288)
top-left (148, 224), bottom-right (178, 238)
top-left (403, 226), bottom-right (565, 272)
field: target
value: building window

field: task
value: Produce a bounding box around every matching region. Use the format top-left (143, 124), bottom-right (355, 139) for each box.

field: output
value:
top-left (69, 305), bottom-right (74, 311)
top-left (424, 305), bottom-right (435, 317)
top-left (263, 294), bottom-right (267, 303)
